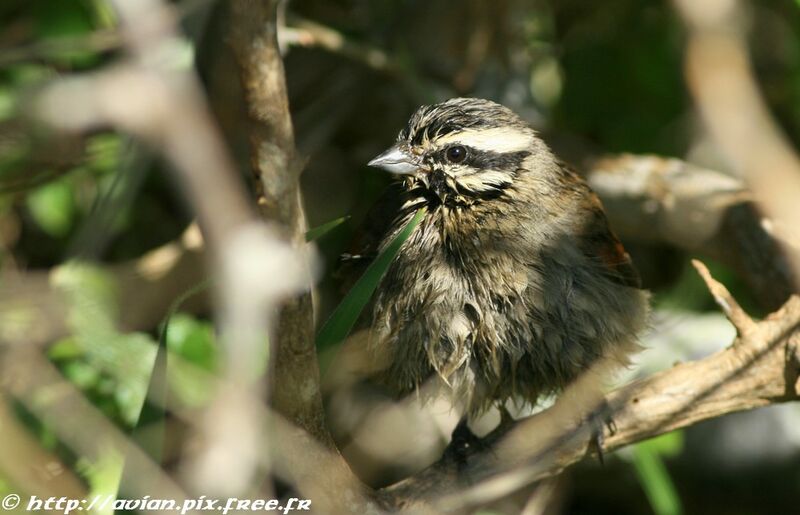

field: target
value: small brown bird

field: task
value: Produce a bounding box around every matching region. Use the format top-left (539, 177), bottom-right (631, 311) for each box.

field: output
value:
top-left (358, 98), bottom-right (649, 419)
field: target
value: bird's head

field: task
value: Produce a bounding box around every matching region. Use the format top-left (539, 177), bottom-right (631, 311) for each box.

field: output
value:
top-left (368, 98), bottom-right (543, 203)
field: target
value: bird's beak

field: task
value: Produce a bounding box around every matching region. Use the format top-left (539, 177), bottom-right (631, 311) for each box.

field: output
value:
top-left (368, 145), bottom-right (420, 175)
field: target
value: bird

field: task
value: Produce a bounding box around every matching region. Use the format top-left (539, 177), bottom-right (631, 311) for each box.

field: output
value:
top-left (351, 97), bottom-right (649, 421)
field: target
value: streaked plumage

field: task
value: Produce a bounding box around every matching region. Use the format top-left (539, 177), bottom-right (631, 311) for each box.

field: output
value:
top-left (358, 98), bottom-right (649, 417)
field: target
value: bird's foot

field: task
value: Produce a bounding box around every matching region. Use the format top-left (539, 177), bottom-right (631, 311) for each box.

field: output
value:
top-left (444, 417), bottom-right (487, 468)
top-left (498, 404), bottom-right (516, 429)
top-left (588, 402), bottom-right (616, 465)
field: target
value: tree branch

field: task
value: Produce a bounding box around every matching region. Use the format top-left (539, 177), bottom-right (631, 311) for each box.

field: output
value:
top-left (673, 0), bottom-right (800, 290)
top-left (380, 264), bottom-right (800, 512)
top-left (0, 225), bottom-right (206, 346)
top-left (585, 154), bottom-right (797, 310)
top-left (224, 0), bottom-right (332, 446)
top-left (24, 0), bottom-right (315, 497)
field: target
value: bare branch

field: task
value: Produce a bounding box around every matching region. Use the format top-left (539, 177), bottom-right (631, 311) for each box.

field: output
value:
top-left (673, 0), bottom-right (800, 290)
top-left (280, 16), bottom-right (395, 73)
top-left (224, 0), bottom-right (332, 447)
top-left (0, 395), bottom-right (86, 500)
top-left (691, 259), bottom-right (756, 336)
top-left (24, 0), bottom-right (316, 498)
top-left (1, 348), bottom-right (190, 501)
top-left (380, 268), bottom-right (800, 511)
top-left (586, 154), bottom-right (796, 310)
top-left (0, 225), bottom-right (206, 346)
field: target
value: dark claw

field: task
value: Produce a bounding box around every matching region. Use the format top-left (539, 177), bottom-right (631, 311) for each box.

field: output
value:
top-left (498, 404), bottom-right (515, 429)
top-left (588, 403), bottom-right (615, 465)
top-left (591, 423), bottom-right (606, 466)
top-left (606, 415), bottom-right (618, 435)
top-left (445, 417), bottom-right (485, 469)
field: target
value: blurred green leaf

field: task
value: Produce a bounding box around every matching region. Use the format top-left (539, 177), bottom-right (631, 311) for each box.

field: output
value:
top-left (86, 0), bottom-right (117, 29)
top-left (0, 86), bottom-right (15, 120)
top-left (158, 278), bottom-right (211, 350)
top-left (7, 64), bottom-right (53, 84)
top-left (34, 0), bottom-right (93, 38)
top-left (33, 0), bottom-right (98, 67)
top-left (128, 274), bottom-right (211, 477)
top-left (167, 354), bottom-right (217, 408)
top-left (165, 313), bottom-right (217, 371)
top-left (0, 137), bottom-right (30, 182)
top-left (316, 207), bottom-right (426, 349)
top-left (26, 178), bottom-right (76, 237)
top-left (638, 430), bottom-right (684, 458)
top-left (157, 280), bottom-right (217, 408)
top-left (86, 134), bottom-right (123, 174)
top-left (62, 359), bottom-right (101, 389)
top-left (306, 215), bottom-right (350, 242)
top-left (76, 450), bottom-right (123, 515)
top-left (48, 338), bottom-right (84, 360)
top-left (52, 263), bottom-right (158, 427)
top-left (632, 433), bottom-right (684, 515)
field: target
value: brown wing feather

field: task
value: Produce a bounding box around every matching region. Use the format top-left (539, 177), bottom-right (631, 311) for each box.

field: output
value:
top-left (580, 193), bottom-right (642, 289)
top-left (336, 181), bottom-right (407, 292)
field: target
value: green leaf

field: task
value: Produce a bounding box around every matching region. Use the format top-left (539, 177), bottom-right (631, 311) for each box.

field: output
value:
top-left (26, 178), bottom-right (76, 237)
top-left (75, 450), bottom-right (124, 515)
top-left (305, 215), bottom-right (350, 242)
top-left (33, 0), bottom-right (98, 67)
top-left (0, 86), bottom-right (16, 121)
top-left (48, 338), bottom-right (84, 360)
top-left (158, 279), bottom-right (212, 350)
top-left (632, 441), bottom-right (684, 515)
top-left (155, 280), bottom-right (217, 409)
top-left (86, 134), bottom-right (124, 174)
top-left (86, 0), bottom-right (117, 29)
top-left (316, 207), bottom-right (426, 349)
top-left (34, 2), bottom-right (92, 39)
top-left (165, 314), bottom-right (217, 370)
top-left (52, 262), bottom-right (157, 427)
top-left (62, 360), bottom-right (100, 389)
top-left (638, 430), bottom-right (684, 457)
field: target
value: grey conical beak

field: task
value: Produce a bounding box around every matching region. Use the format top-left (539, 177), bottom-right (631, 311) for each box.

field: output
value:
top-left (367, 145), bottom-right (420, 175)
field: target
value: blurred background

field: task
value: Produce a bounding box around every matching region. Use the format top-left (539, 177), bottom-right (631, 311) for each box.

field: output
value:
top-left (1, 0), bottom-right (799, 514)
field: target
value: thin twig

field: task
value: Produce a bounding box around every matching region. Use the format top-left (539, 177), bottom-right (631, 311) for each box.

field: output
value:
top-left (691, 259), bottom-right (756, 336)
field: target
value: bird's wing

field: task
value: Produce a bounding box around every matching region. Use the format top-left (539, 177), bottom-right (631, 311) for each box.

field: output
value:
top-left (336, 181), bottom-right (407, 292)
top-left (579, 193), bottom-right (642, 289)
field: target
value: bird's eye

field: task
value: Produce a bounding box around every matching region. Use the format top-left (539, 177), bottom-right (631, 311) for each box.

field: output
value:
top-left (446, 145), bottom-right (467, 164)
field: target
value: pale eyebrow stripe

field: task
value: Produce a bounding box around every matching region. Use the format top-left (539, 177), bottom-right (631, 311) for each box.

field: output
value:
top-left (435, 127), bottom-right (533, 153)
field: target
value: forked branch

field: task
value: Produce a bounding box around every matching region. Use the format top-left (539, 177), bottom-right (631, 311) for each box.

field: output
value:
top-left (380, 263), bottom-right (800, 512)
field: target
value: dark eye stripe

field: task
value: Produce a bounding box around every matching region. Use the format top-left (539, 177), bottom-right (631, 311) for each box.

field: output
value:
top-left (432, 147), bottom-right (530, 172)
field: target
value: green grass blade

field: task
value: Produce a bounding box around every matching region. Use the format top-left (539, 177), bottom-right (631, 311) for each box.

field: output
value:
top-left (158, 278), bottom-right (212, 348)
top-left (131, 278), bottom-right (212, 466)
top-left (631, 442), bottom-right (683, 515)
top-left (305, 215), bottom-right (350, 242)
top-left (316, 207), bottom-right (427, 349)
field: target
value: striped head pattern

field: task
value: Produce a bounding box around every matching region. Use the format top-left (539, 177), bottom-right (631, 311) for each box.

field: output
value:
top-left (369, 98), bottom-right (537, 203)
